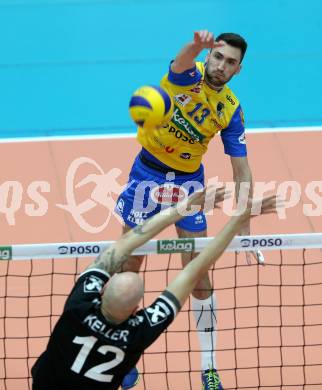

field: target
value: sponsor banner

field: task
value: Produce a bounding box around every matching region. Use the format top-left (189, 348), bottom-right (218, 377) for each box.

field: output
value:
top-left (0, 246), bottom-right (12, 260)
top-left (235, 236), bottom-right (293, 250)
top-left (4, 233), bottom-right (322, 260)
top-left (58, 244), bottom-right (101, 256)
top-left (157, 239), bottom-right (195, 254)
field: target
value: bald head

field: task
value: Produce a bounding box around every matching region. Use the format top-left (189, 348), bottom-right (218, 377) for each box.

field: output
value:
top-left (101, 272), bottom-right (144, 323)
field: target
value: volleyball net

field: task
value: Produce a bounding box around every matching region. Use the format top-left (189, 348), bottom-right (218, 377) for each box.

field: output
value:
top-left (1, 233), bottom-right (322, 389)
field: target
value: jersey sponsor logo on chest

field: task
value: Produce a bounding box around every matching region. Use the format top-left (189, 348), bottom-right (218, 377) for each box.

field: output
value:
top-left (167, 126), bottom-right (195, 144)
top-left (83, 314), bottom-right (130, 342)
top-left (171, 106), bottom-right (205, 143)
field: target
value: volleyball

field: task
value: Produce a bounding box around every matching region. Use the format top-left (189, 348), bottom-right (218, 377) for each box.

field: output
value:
top-left (129, 85), bottom-right (173, 129)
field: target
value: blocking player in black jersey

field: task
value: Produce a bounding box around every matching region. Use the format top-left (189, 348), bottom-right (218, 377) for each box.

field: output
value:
top-left (31, 187), bottom-right (278, 390)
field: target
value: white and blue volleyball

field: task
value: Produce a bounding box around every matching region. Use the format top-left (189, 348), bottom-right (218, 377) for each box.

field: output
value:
top-left (129, 85), bottom-right (173, 129)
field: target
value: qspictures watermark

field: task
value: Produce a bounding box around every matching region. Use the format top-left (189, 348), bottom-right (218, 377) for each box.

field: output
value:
top-left (0, 157), bottom-right (321, 234)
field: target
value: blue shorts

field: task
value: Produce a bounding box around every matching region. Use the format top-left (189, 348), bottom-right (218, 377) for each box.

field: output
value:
top-left (115, 153), bottom-right (207, 232)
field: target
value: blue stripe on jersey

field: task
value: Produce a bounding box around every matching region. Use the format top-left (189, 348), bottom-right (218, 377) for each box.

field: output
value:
top-left (220, 105), bottom-right (247, 157)
top-left (168, 62), bottom-right (202, 86)
top-left (151, 86), bottom-right (172, 115)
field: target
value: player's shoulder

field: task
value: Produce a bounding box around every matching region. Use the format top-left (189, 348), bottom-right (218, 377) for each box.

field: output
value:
top-left (63, 268), bottom-right (110, 312)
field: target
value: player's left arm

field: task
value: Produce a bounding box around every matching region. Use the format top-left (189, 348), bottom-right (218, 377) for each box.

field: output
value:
top-left (231, 156), bottom-right (254, 265)
top-left (221, 105), bottom-right (252, 207)
top-left (220, 104), bottom-right (252, 216)
top-left (230, 155), bottom-right (253, 233)
top-left (220, 105), bottom-right (262, 264)
top-left (230, 156), bottom-right (264, 265)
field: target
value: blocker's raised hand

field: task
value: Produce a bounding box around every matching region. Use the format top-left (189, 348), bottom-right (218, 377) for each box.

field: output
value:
top-left (177, 185), bottom-right (228, 217)
top-left (238, 195), bottom-right (283, 265)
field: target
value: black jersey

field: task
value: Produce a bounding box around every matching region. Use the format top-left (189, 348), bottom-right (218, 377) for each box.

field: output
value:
top-left (31, 268), bottom-right (180, 390)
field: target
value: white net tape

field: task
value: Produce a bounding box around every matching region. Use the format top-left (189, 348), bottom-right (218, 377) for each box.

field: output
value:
top-left (1, 233), bottom-right (322, 260)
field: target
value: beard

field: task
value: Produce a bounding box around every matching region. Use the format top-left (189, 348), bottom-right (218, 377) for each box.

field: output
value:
top-left (205, 66), bottom-right (233, 90)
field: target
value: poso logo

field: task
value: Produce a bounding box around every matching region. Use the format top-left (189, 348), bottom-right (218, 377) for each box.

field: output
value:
top-left (58, 245), bottom-right (101, 256)
top-left (240, 238), bottom-right (283, 248)
top-left (168, 126), bottom-right (195, 144)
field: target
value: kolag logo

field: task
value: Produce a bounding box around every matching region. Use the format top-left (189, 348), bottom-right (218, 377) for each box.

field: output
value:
top-left (157, 239), bottom-right (195, 253)
top-left (171, 106), bottom-right (205, 143)
top-left (0, 246), bottom-right (12, 260)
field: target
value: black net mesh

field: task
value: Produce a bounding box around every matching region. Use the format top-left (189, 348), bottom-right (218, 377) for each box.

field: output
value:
top-left (1, 248), bottom-right (322, 389)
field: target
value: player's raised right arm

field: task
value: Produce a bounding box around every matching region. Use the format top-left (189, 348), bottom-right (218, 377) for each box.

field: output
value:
top-left (171, 30), bottom-right (223, 73)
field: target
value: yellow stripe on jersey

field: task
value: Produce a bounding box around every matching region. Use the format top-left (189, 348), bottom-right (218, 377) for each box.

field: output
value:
top-left (137, 62), bottom-right (242, 172)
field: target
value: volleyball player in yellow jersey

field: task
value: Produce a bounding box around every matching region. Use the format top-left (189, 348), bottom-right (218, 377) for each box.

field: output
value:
top-left (116, 30), bottom-right (253, 389)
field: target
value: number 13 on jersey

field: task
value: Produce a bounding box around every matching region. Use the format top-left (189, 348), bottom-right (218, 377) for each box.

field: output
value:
top-left (187, 103), bottom-right (210, 125)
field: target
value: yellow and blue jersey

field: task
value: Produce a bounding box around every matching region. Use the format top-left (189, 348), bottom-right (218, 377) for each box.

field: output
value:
top-left (116, 61), bottom-right (247, 232)
top-left (137, 61), bottom-right (247, 173)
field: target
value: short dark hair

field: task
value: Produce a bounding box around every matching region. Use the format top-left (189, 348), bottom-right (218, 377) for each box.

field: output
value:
top-left (215, 33), bottom-right (248, 63)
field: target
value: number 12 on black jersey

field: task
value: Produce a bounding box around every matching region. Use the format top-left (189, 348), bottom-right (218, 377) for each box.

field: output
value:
top-left (71, 336), bottom-right (125, 382)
